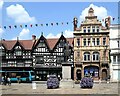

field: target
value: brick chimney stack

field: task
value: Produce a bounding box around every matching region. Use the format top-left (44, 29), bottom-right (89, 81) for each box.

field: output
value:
top-left (32, 35), bottom-right (36, 41)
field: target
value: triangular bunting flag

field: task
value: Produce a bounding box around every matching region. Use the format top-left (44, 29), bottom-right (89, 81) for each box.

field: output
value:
top-left (9, 26), bottom-right (11, 29)
top-left (51, 23), bottom-right (53, 26)
top-left (113, 18), bottom-right (115, 21)
top-left (4, 26), bottom-right (6, 29)
top-left (14, 25), bottom-right (17, 28)
top-left (20, 25), bottom-right (22, 28)
top-left (56, 23), bottom-right (58, 25)
top-left (30, 24), bottom-right (32, 27)
top-left (35, 24), bottom-right (38, 26)
top-left (41, 24), bottom-right (43, 26)
top-left (25, 25), bottom-right (27, 27)
top-left (46, 24), bottom-right (48, 26)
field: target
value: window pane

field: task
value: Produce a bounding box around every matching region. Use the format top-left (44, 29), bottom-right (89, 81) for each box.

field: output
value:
top-left (103, 37), bottom-right (106, 45)
top-left (77, 39), bottom-right (80, 46)
top-left (83, 27), bottom-right (86, 33)
top-left (84, 39), bottom-right (86, 46)
top-left (84, 55), bottom-right (86, 61)
top-left (97, 38), bottom-right (100, 45)
top-left (88, 27), bottom-right (90, 33)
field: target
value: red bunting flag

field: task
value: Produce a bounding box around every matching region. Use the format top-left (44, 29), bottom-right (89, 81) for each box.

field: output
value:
top-left (30, 24), bottom-right (32, 27)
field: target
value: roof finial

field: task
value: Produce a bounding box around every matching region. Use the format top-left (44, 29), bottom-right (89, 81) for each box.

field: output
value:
top-left (17, 37), bottom-right (19, 41)
top-left (41, 32), bottom-right (43, 36)
top-left (61, 32), bottom-right (63, 35)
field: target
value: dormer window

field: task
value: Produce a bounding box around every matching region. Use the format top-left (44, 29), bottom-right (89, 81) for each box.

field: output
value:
top-left (39, 40), bottom-right (45, 47)
top-left (59, 39), bottom-right (65, 47)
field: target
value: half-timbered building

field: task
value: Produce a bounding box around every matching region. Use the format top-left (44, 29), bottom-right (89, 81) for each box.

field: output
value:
top-left (0, 34), bottom-right (73, 80)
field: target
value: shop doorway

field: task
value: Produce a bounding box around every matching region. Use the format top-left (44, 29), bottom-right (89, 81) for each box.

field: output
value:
top-left (102, 69), bottom-right (107, 80)
top-left (76, 69), bottom-right (81, 80)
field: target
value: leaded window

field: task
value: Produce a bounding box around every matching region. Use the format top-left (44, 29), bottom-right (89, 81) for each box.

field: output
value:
top-left (59, 39), bottom-right (65, 47)
top-left (36, 56), bottom-right (44, 64)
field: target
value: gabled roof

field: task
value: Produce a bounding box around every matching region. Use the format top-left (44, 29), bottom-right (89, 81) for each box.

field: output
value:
top-left (2, 40), bottom-right (17, 50)
top-left (1, 35), bottom-right (73, 51)
top-left (19, 40), bottom-right (34, 50)
top-left (1, 40), bottom-right (34, 50)
top-left (47, 38), bottom-right (58, 50)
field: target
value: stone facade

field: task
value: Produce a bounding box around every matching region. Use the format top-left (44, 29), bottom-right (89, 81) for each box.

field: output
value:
top-left (73, 8), bottom-right (110, 80)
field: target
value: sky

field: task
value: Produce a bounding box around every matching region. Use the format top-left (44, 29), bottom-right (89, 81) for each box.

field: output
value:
top-left (0, 1), bottom-right (119, 40)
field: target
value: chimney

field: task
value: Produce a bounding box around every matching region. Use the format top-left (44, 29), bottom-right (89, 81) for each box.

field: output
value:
top-left (32, 35), bottom-right (36, 41)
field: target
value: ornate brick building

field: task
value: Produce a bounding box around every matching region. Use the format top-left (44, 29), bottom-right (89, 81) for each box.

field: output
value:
top-left (73, 8), bottom-right (110, 80)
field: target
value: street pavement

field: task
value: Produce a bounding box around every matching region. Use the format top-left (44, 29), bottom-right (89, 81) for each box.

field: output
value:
top-left (0, 81), bottom-right (120, 95)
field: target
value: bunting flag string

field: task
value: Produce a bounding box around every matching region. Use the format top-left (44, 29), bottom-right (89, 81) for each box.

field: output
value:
top-left (1, 17), bottom-right (119, 30)
top-left (1, 22), bottom-right (70, 30)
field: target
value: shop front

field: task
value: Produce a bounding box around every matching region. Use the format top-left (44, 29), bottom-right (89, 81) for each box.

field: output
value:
top-left (84, 66), bottom-right (99, 79)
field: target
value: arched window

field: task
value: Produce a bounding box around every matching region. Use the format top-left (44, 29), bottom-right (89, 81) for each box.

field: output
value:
top-left (93, 52), bottom-right (99, 61)
top-left (84, 52), bottom-right (90, 61)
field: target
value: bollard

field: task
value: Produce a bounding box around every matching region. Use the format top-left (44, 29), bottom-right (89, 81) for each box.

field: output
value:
top-left (32, 82), bottom-right (36, 89)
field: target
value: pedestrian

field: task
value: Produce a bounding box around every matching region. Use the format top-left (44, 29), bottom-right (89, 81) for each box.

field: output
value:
top-left (4, 75), bottom-right (7, 85)
top-left (7, 77), bottom-right (11, 86)
top-left (1, 76), bottom-right (4, 85)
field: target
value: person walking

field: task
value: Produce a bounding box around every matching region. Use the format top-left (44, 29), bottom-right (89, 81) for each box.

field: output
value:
top-left (7, 77), bottom-right (11, 86)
